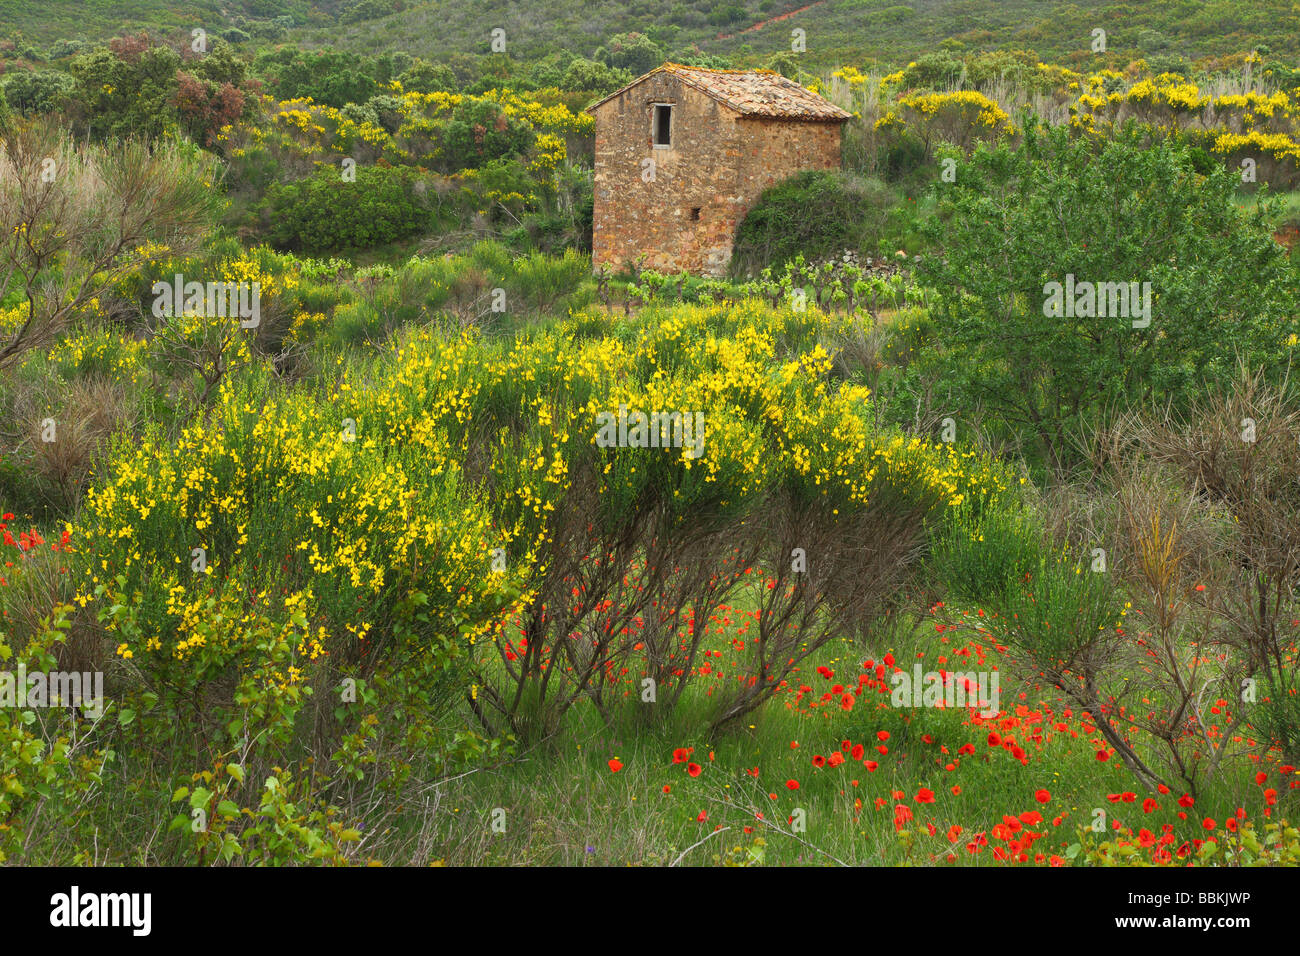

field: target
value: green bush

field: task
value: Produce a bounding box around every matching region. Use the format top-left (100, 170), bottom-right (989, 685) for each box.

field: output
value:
top-left (0, 70), bottom-right (74, 116)
top-left (438, 98), bottom-right (535, 172)
top-left (0, 605), bottom-right (109, 864)
top-left (731, 170), bottom-right (900, 276)
top-left (265, 165), bottom-right (435, 253)
top-left (928, 497), bottom-right (1043, 607)
top-left (509, 248), bottom-right (591, 315)
top-left (917, 122), bottom-right (1300, 478)
top-left (252, 46), bottom-right (379, 108)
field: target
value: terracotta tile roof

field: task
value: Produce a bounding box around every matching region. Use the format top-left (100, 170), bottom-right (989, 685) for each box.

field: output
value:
top-left (587, 63), bottom-right (852, 122)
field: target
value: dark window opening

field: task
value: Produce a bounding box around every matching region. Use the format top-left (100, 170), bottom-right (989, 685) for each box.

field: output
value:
top-left (690, 207), bottom-right (701, 221)
top-left (653, 104), bottom-right (672, 146)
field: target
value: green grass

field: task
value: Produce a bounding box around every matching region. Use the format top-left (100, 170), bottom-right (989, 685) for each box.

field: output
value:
top-left (389, 603), bottom-right (1278, 866)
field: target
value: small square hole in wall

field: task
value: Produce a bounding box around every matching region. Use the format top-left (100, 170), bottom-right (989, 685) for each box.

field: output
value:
top-left (690, 207), bottom-right (701, 221)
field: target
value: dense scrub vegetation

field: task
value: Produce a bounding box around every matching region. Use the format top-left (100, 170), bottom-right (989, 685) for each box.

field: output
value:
top-left (1, 4), bottom-right (1299, 867)
top-left (7, 0), bottom-right (1300, 68)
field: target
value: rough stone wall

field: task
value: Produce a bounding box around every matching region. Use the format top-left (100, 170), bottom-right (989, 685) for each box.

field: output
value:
top-left (591, 75), bottom-right (842, 277)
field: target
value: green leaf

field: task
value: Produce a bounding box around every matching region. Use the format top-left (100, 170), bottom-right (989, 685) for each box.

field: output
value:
top-left (219, 835), bottom-right (241, 861)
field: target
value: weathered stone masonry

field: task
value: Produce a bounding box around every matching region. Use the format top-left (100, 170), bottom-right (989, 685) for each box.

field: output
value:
top-left (588, 64), bottom-right (851, 277)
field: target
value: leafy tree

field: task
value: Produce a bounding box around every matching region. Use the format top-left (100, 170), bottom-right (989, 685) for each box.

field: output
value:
top-left (527, 51), bottom-right (577, 89)
top-left (397, 59), bottom-right (456, 93)
top-left (916, 122), bottom-right (1299, 477)
top-left (0, 70), bottom-right (74, 115)
top-left (253, 47), bottom-right (377, 107)
top-left (901, 51), bottom-right (965, 89)
top-left (561, 58), bottom-right (629, 94)
top-left (595, 32), bottom-right (663, 77)
top-left (192, 39), bottom-right (247, 87)
top-left (68, 44), bottom-right (180, 140)
top-left (666, 46), bottom-right (731, 69)
top-left (175, 72), bottom-right (245, 146)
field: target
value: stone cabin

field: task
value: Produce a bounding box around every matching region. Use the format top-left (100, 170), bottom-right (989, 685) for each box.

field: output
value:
top-left (586, 63), bottom-right (852, 277)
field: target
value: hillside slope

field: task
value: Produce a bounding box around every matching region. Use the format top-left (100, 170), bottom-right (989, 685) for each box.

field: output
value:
top-left (295, 0), bottom-right (1300, 67)
top-left (2, 0), bottom-right (1297, 66)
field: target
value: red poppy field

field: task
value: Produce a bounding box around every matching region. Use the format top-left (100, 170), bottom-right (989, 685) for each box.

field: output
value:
top-left (415, 588), bottom-right (1300, 866)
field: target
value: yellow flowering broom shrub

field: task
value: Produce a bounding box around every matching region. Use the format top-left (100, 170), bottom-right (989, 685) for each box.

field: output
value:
top-left (318, 299), bottom-right (1012, 738)
top-left (53, 292), bottom-right (1015, 856)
